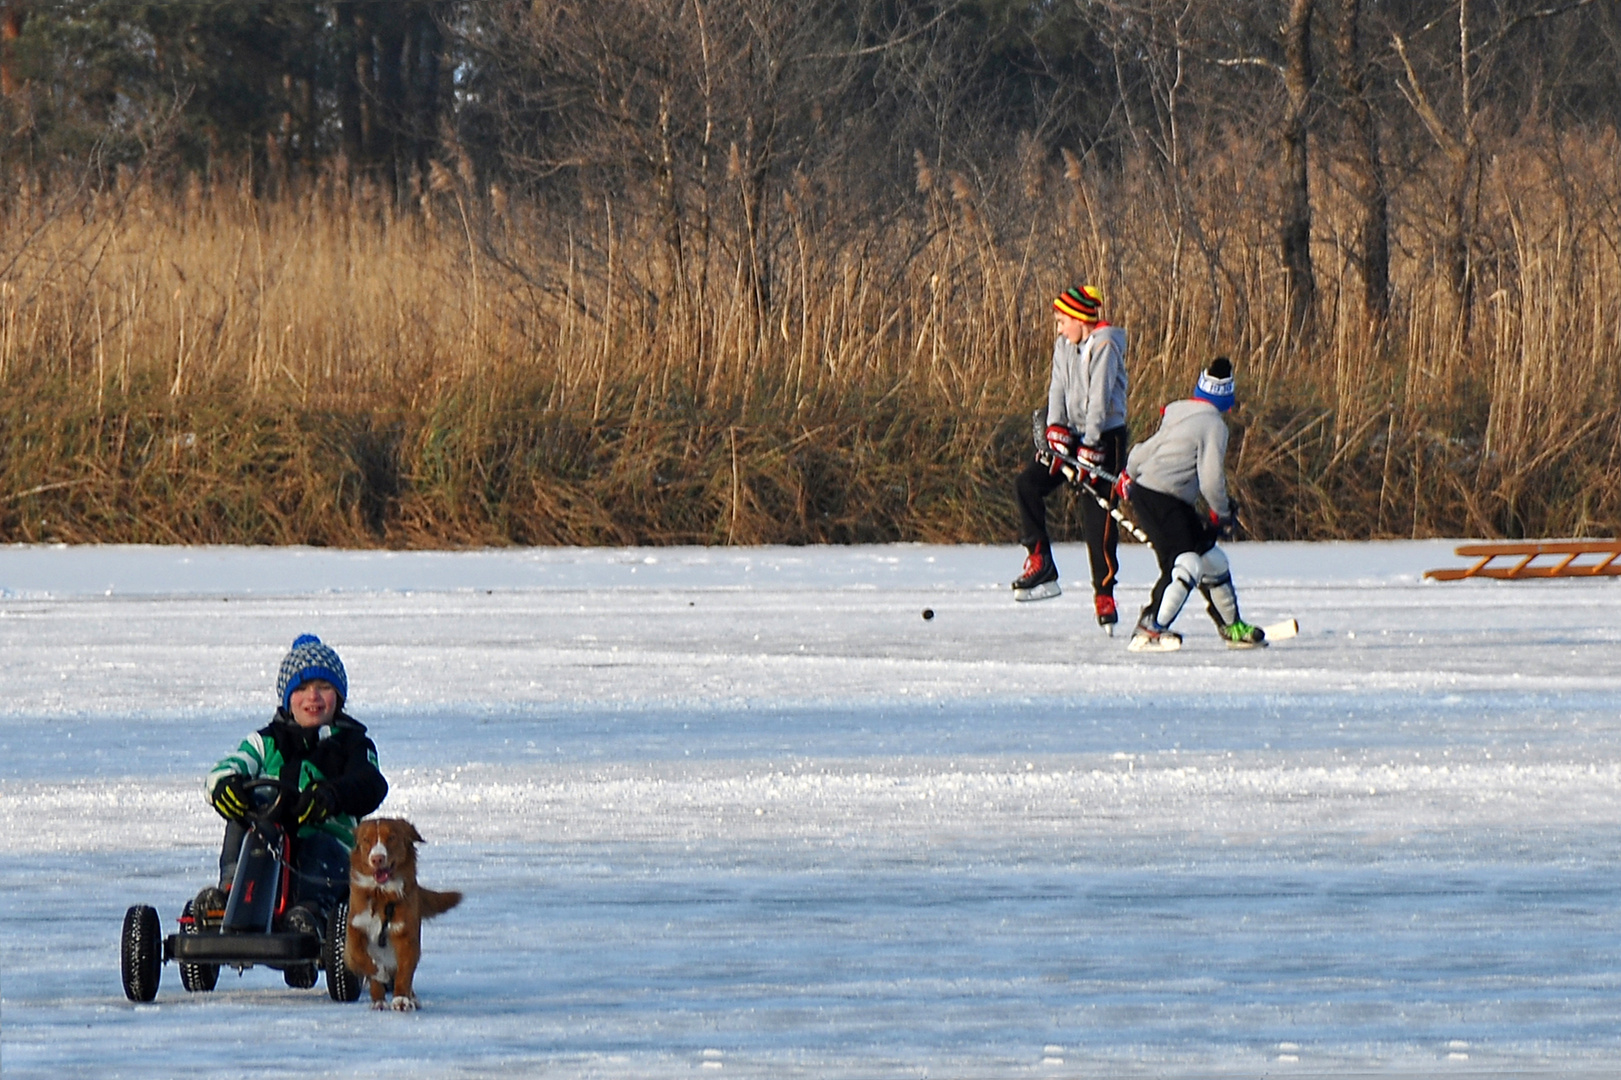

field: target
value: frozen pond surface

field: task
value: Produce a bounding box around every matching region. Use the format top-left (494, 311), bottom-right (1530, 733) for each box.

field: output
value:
top-left (2, 540), bottom-right (1620, 1078)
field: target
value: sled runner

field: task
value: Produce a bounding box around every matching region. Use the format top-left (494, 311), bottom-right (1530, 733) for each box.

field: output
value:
top-left (1425, 540), bottom-right (1621, 581)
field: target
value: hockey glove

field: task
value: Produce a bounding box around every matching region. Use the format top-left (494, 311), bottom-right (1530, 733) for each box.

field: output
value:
top-left (1113, 471), bottom-right (1134, 502)
top-left (293, 782), bottom-right (338, 827)
top-left (1044, 424), bottom-right (1077, 475)
top-left (211, 774), bottom-right (252, 822)
top-left (1208, 508), bottom-right (1235, 539)
top-left (1074, 443), bottom-right (1108, 491)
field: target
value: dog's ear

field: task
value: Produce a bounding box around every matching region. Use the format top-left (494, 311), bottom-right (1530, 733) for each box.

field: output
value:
top-left (406, 822), bottom-right (425, 845)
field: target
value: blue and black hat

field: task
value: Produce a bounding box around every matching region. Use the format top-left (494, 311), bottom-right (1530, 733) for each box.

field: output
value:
top-left (1194, 357), bottom-right (1236, 412)
top-left (277, 634), bottom-right (348, 711)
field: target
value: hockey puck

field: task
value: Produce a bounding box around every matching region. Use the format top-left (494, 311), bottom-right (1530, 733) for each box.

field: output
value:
top-left (921, 608), bottom-right (935, 620)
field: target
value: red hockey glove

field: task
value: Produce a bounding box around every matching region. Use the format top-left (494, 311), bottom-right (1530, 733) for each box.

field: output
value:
top-left (1075, 443), bottom-right (1107, 491)
top-left (1044, 424), bottom-right (1077, 474)
top-left (1208, 507), bottom-right (1235, 539)
top-left (1113, 471), bottom-right (1134, 501)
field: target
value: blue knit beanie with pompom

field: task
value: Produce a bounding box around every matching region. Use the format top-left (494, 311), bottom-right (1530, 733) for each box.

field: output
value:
top-left (1193, 357), bottom-right (1236, 412)
top-left (276, 634), bottom-right (348, 712)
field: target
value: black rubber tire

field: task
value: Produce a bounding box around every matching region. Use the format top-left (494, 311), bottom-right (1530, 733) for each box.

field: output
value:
top-left (283, 960), bottom-right (319, 989)
top-left (120, 905), bottom-right (162, 1003)
top-left (177, 899), bottom-right (219, 993)
top-left (324, 899), bottom-right (362, 1002)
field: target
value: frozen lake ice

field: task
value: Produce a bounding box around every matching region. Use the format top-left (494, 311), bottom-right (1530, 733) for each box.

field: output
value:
top-left (2, 539), bottom-right (1619, 1077)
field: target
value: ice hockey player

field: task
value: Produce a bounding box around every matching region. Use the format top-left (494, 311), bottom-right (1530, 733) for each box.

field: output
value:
top-left (198, 634), bottom-right (389, 937)
top-left (1116, 357), bottom-right (1265, 651)
top-left (1011, 284), bottom-right (1129, 628)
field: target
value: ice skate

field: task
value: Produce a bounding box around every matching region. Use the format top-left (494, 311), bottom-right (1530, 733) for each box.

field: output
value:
top-left (1127, 615), bottom-right (1182, 652)
top-left (1094, 594), bottom-right (1118, 635)
top-left (1220, 620), bottom-right (1267, 649)
top-left (1012, 543), bottom-right (1061, 602)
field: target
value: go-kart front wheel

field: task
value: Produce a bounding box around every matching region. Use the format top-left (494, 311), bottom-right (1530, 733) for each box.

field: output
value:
top-left (324, 899), bottom-right (361, 1002)
top-left (121, 905), bottom-right (162, 1002)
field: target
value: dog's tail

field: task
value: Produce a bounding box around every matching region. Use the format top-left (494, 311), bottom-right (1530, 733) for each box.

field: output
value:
top-left (420, 887), bottom-right (463, 919)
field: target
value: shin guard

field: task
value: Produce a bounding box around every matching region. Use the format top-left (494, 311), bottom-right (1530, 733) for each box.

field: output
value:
top-left (1198, 547), bottom-right (1240, 626)
top-left (1155, 552), bottom-right (1202, 628)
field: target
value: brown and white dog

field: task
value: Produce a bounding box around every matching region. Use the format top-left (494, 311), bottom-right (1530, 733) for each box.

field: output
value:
top-left (346, 818), bottom-right (462, 1011)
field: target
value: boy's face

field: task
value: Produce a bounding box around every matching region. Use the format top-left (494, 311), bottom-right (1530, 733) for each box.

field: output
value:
top-left (1054, 311), bottom-right (1089, 344)
top-left (289, 679), bottom-right (339, 729)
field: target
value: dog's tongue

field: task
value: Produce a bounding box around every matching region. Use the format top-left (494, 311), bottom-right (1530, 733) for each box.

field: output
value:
top-left (373, 867), bottom-right (392, 884)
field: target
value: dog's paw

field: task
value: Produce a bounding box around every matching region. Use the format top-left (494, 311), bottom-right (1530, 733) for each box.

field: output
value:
top-left (389, 995), bottom-right (419, 1012)
top-left (369, 999), bottom-right (390, 1011)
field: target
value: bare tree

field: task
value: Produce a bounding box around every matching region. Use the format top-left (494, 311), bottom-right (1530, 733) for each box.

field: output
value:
top-left (1394, 0), bottom-right (1600, 340)
top-left (1279, 0), bottom-right (1316, 339)
top-left (462, 0), bottom-right (898, 332)
top-left (1334, 0), bottom-right (1389, 327)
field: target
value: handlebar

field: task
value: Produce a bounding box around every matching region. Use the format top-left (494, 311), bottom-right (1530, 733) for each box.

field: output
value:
top-left (239, 777), bottom-right (294, 827)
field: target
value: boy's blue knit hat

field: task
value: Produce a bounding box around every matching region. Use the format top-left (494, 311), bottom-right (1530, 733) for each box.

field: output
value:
top-left (277, 634), bottom-right (348, 711)
top-left (1193, 356), bottom-right (1236, 412)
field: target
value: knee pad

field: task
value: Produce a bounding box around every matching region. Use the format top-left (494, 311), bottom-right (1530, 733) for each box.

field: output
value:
top-left (1172, 551), bottom-right (1202, 588)
top-left (1198, 546), bottom-right (1230, 585)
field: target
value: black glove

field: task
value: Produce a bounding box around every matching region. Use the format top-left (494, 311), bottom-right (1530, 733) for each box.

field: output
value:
top-left (293, 782), bottom-right (338, 827)
top-left (211, 775), bottom-right (252, 822)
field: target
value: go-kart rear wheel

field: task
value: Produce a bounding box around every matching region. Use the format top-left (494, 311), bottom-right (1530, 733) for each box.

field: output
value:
top-left (120, 905), bottom-right (162, 1002)
top-left (283, 962), bottom-right (319, 989)
top-left (177, 899), bottom-right (219, 992)
top-left (281, 904), bottom-right (321, 989)
top-left (324, 899), bottom-right (361, 1002)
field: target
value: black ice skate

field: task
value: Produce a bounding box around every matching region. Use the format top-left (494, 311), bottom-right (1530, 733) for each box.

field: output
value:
top-left (1012, 543), bottom-right (1061, 602)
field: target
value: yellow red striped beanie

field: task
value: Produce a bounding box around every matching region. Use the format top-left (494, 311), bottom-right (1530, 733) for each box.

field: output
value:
top-left (1053, 285), bottom-right (1103, 322)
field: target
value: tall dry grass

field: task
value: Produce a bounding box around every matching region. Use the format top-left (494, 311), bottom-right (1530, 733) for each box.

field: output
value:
top-left (3, 131), bottom-right (1620, 548)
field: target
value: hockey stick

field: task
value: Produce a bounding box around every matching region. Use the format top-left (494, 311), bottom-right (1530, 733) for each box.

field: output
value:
top-left (1039, 448), bottom-right (1151, 544)
top-left (1041, 446), bottom-right (1298, 642)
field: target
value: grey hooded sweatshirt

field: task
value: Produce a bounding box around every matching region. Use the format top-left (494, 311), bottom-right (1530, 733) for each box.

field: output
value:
top-left (1046, 324), bottom-right (1128, 446)
top-left (1125, 398), bottom-right (1232, 518)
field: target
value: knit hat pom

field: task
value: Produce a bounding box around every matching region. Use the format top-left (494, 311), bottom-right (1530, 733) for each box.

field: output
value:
top-left (1194, 356), bottom-right (1236, 411)
top-left (277, 634), bottom-right (349, 712)
top-left (1053, 284), bottom-right (1103, 322)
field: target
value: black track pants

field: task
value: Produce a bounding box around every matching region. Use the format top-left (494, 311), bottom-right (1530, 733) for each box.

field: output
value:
top-left (1014, 424), bottom-right (1128, 596)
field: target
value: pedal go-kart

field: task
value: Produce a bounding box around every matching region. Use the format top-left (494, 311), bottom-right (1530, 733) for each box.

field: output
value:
top-left (121, 778), bottom-right (361, 1003)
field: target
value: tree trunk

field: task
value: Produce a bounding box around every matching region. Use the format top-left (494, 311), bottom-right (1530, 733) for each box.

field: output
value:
top-left (409, 5), bottom-right (445, 183)
top-left (334, 2), bottom-right (364, 170)
top-left (1448, 0), bottom-right (1479, 341)
top-left (1280, 0), bottom-right (1317, 341)
top-left (1335, 0), bottom-right (1389, 326)
top-left (353, 3), bottom-right (378, 170)
top-left (372, 3), bottom-right (407, 200)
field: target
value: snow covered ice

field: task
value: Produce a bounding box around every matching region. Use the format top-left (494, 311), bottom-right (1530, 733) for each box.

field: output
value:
top-left (2, 539), bottom-right (1620, 1078)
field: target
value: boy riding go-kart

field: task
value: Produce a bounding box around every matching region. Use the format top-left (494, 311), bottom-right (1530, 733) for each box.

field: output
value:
top-left (121, 635), bottom-right (388, 1002)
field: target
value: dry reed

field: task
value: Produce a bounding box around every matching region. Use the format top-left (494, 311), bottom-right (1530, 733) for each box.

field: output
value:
top-left (2, 132), bottom-right (1619, 548)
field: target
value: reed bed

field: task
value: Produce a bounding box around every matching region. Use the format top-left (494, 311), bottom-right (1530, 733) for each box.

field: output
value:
top-left (2, 134), bottom-right (1619, 548)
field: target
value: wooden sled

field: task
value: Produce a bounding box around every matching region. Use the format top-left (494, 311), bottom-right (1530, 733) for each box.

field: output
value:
top-left (1425, 539), bottom-right (1621, 581)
